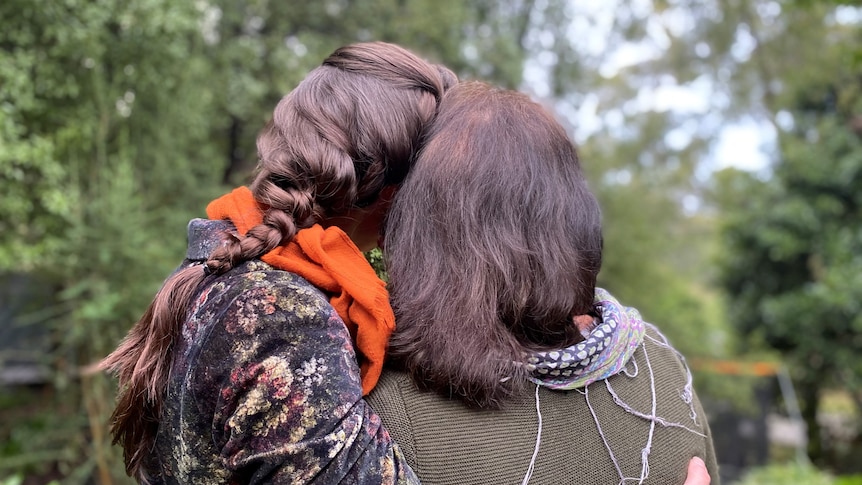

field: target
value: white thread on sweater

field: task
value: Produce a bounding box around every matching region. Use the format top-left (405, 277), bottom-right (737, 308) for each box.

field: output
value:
top-left (521, 384), bottom-right (543, 485)
top-left (583, 335), bottom-right (709, 484)
top-left (582, 385), bottom-right (626, 483)
top-left (644, 325), bottom-right (700, 425)
top-left (623, 356), bottom-right (639, 377)
top-left (634, 340), bottom-right (657, 484)
top-left (604, 380), bottom-right (707, 437)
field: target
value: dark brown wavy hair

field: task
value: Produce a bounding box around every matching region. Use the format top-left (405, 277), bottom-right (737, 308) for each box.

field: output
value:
top-left (98, 42), bottom-right (455, 481)
top-left (383, 82), bottom-right (603, 409)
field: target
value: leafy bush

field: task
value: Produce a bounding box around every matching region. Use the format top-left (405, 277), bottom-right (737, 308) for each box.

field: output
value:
top-left (734, 461), bottom-right (834, 485)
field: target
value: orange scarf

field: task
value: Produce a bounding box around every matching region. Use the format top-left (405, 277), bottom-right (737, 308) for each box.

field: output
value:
top-left (206, 186), bottom-right (394, 395)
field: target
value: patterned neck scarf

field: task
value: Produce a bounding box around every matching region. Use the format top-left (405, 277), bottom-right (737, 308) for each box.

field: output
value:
top-left (524, 288), bottom-right (645, 390)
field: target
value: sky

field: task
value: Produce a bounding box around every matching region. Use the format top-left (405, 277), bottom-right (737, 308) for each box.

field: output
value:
top-left (596, 0), bottom-right (773, 174)
top-left (711, 120), bottom-right (773, 172)
top-left (522, 0), bottom-right (776, 175)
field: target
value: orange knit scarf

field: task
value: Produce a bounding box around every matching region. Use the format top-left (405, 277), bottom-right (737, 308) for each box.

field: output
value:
top-left (206, 187), bottom-right (394, 395)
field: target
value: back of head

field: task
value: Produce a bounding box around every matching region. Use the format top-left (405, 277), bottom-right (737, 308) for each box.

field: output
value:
top-left (100, 41), bottom-right (456, 481)
top-left (384, 82), bottom-right (603, 408)
top-left (209, 41), bottom-right (458, 274)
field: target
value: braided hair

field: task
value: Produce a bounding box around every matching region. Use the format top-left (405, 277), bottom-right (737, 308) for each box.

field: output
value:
top-left (99, 42), bottom-right (456, 481)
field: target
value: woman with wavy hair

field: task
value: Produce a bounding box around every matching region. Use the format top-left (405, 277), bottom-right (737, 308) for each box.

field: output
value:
top-left (369, 82), bottom-right (720, 484)
top-left (99, 42), bottom-right (455, 484)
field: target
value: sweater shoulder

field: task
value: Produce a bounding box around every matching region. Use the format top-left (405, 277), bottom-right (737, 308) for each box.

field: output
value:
top-left (367, 370), bottom-right (419, 467)
top-left (369, 329), bottom-right (715, 485)
top-left (216, 260), bottom-right (328, 300)
top-left (176, 260), bottom-right (346, 380)
top-left (193, 260), bottom-right (333, 324)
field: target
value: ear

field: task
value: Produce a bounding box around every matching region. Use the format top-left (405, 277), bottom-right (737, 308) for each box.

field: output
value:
top-left (366, 184), bottom-right (399, 220)
top-left (379, 184), bottom-right (399, 203)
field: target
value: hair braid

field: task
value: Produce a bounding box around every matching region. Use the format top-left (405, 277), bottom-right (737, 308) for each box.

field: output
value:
top-left (203, 182), bottom-right (317, 276)
top-left (207, 42), bottom-right (457, 275)
top-left (100, 42), bottom-right (456, 480)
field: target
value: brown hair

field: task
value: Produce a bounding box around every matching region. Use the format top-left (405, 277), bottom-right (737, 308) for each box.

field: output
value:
top-left (383, 82), bottom-right (602, 409)
top-left (98, 42), bottom-right (456, 480)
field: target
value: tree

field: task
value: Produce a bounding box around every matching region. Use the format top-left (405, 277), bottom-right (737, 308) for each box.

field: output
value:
top-left (717, 3), bottom-right (862, 461)
top-left (719, 115), bottom-right (862, 463)
top-left (0, 0), bottom-right (226, 480)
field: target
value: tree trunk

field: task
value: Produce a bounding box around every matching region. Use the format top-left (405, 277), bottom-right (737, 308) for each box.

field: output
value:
top-left (800, 377), bottom-right (823, 464)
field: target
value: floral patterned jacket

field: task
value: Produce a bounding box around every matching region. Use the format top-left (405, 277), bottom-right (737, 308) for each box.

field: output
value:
top-left (148, 219), bottom-right (417, 484)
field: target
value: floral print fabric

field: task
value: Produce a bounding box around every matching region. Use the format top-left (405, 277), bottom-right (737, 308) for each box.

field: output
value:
top-left (149, 259), bottom-right (417, 484)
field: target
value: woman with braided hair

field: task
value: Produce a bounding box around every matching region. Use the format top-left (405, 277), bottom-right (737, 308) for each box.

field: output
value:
top-left (99, 42), bottom-right (455, 484)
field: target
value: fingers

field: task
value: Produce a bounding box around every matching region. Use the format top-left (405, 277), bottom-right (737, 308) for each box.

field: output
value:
top-left (683, 456), bottom-right (710, 485)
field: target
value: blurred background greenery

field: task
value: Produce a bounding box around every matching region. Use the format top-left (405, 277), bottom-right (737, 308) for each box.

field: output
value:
top-left (1, 0), bottom-right (860, 483)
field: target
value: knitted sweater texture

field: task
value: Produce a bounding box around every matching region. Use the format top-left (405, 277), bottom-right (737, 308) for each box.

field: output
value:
top-left (367, 326), bottom-right (719, 485)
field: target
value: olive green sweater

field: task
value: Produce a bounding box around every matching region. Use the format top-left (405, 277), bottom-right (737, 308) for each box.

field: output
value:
top-left (367, 327), bottom-right (719, 484)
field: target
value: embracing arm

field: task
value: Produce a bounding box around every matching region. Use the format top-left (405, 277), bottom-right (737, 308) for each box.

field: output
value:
top-left (195, 269), bottom-right (417, 484)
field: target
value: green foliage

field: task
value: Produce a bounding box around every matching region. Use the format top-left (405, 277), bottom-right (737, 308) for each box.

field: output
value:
top-left (734, 461), bottom-right (836, 485)
top-left (0, 0), bottom-right (228, 480)
top-left (582, 128), bottom-right (732, 363)
top-left (715, 0), bottom-right (862, 463)
top-left (718, 114), bottom-right (862, 460)
top-left (537, 2), bottom-right (738, 368)
top-left (365, 248), bottom-right (387, 282)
